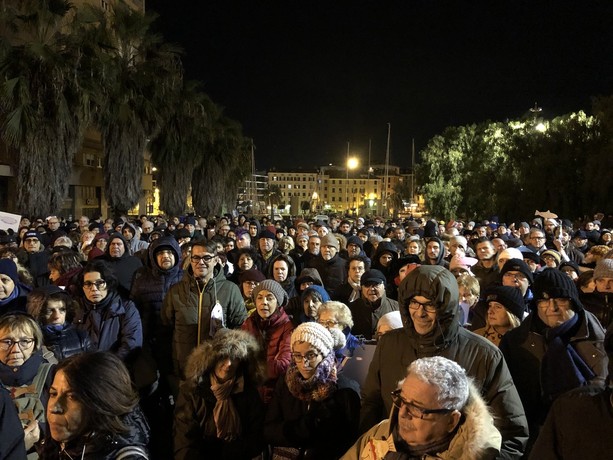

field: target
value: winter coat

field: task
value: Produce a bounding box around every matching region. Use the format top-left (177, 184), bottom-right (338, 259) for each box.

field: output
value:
top-left (264, 373), bottom-right (361, 460)
top-left (285, 268), bottom-right (324, 323)
top-left (306, 254), bottom-right (347, 297)
top-left (241, 308), bottom-right (294, 404)
top-left (529, 386), bottom-right (613, 460)
top-left (342, 382), bottom-right (501, 460)
top-left (0, 386), bottom-right (26, 460)
top-left (131, 237), bottom-right (183, 341)
top-left (499, 310), bottom-right (607, 443)
top-left (42, 323), bottom-right (92, 361)
top-left (76, 291), bottom-right (143, 361)
top-left (0, 283), bottom-right (29, 316)
top-left (122, 222), bottom-right (149, 255)
top-left (38, 406), bottom-right (150, 460)
top-left (361, 266), bottom-right (529, 459)
top-left (161, 265), bottom-right (247, 378)
top-left (173, 340), bottom-right (266, 460)
top-left (579, 291), bottom-right (611, 329)
top-left (349, 296), bottom-right (399, 340)
top-left (17, 248), bottom-right (50, 288)
top-left (102, 234), bottom-right (143, 298)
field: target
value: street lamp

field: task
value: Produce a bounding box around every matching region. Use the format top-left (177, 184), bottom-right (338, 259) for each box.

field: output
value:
top-left (346, 156), bottom-right (359, 215)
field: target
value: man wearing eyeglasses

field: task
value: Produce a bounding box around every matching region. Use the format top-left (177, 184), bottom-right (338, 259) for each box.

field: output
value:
top-left (360, 265), bottom-right (528, 458)
top-left (162, 240), bottom-right (247, 381)
top-left (343, 356), bottom-right (501, 459)
top-left (500, 268), bottom-right (607, 455)
top-left (525, 228), bottom-right (547, 255)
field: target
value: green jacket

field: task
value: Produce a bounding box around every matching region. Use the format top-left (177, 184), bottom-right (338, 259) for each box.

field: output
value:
top-left (162, 264), bottom-right (247, 377)
top-left (360, 266), bottom-right (528, 459)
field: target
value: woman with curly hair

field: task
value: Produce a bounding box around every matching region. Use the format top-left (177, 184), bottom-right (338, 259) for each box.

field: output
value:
top-left (174, 329), bottom-right (267, 459)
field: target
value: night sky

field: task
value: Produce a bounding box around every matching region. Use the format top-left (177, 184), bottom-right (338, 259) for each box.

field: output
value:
top-left (146, 0), bottom-right (613, 170)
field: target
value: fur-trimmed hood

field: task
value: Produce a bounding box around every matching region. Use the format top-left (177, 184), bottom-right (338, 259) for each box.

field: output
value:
top-left (183, 329), bottom-right (266, 386)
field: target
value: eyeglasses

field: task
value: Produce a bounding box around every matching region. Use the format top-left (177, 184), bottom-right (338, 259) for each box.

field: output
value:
top-left (537, 298), bottom-right (572, 310)
top-left (502, 272), bottom-right (527, 282)
top-left (0, 338), bottom-right (35, 351)
top-left (191, 254), bottom-right (215, 263)
top-left (408, 299), bottom-right (437, 313)
top-left (243, 281), bottom-right (258, 287)
top-left (318, 319), bottom-right (339, 328)
top-left (83, 280), bottom-right (107, 290)
top-left (291, 351), bottom-right (320, 364)
top-left (530, 236), bottom-right (546, 241)
top-left (391, 389), bottom-right (453, 419)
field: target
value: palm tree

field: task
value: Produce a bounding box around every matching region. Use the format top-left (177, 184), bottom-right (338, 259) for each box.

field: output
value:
top-left (149, 82), bottom-right (217, 216)
top-left (262, 184), bottom-right (282, 221)
top-left (80, 3), bottom-right (182, 216)
top-left (0, 0), bottom-right (90, 216)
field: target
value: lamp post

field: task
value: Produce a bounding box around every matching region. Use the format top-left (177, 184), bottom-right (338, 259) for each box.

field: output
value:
top-left (346, 156), bottom-right (359, 215)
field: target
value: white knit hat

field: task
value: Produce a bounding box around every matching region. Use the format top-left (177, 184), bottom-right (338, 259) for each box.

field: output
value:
top-left (291, 322), bottom-right (338, 357)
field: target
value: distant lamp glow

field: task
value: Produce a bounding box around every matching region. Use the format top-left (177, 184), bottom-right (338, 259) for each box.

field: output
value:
top-left (535, 122), bottom-right (547, 132)
top-left (347, 157), bottom-right (359, 170)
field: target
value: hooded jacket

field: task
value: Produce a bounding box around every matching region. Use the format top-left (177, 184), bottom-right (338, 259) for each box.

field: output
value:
top-left (173, 330), bottom-right (267, 459)
top-left (161, 264), bottom-right (247, 378)
top-left (285, 268), bottom-right (323, 322)
top-left (102, 233), bottom-right (143, 298)
top-left (343, 382), bottom-right (501, 460)
top-left (131, 236), bottom-right (183, 341)
top-left (121, 222), bottom-right (149, 255)
top-left (360, 266), bottom-right (528, 459)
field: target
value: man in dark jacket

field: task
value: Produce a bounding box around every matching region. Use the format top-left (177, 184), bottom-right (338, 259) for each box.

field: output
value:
top-left (102, 233), bottom-right (143, 298)
top-left (306, 233), bottom-right (347, 298)
top-left (360, 265), bottom-right (528, 458)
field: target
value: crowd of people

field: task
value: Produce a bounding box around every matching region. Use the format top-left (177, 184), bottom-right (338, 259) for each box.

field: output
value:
top-left (0, 211), bottom-right (612, 459)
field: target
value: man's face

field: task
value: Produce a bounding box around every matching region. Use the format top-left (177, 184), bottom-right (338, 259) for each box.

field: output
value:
top-left (48, 218), bottom-right (60, 231)
top-left (258, 237), bottom-right (274, 254)
top-left (476, 227), bottom-right (487, 237)
top-left (103, 222), bottom-right (113, 233)
top-left (585, 222), bottom-right (595, 231)
top-left (395, 227), bottom-right (406, 240)
top-left (296, 236), bottom-right (308, 250)
top-left (0, 274), bottom-right (16, 300)
top-left (361, 282), bottom-right (385, 302)
top-left (426, 241), bottom-right (440, 261)
top-left (122, 228), bottom-right (133, 241)
top-left (218, 226), bottom-right (230, 236)
top-left (155, 249), bottom-right (175, 270)
top-left (340, 223), bottom-right (350, 234)
top-left (375, 218), bottom-right (382, 227)
top-left (249, 225), bottom-right (258, 237)
top-left (273, 260), bottom-right (289, 283)
top-left (347, 243), bottom-right (361, 257)
top-left (475, 242), bottom-right (495, 261)
top-left (409, 295), bottom-right (438, 335)
top-left (502, 270), bottom-right (529, 296)
top-left (308, 237), bottom-right (320, 255)
top-left (348, 260), bottom-right (365, 284)
top-left (573, 237), bottom-right (588, 248)
top-left (497, 226), bottom-right (507, 236)
top-left (185, 224), bottom-right (195, 234)
top-left (142, 223), bottom-right (153, 234)
top-left (396, 374), bottom-right (459, 446)
top-left (236, 234), bottom-right (251, 249)
top-left (537, 297), bottom-right (575, 328)
top-left (491, 238), bottom-right (507, 253)
top-left (109, 238), bottom-right (125, 258)
top-left (190, 245), bottom-right (217, 279)
top-left (529, 232), bottom-right (546, 248)
top-left (321, 244), bottom-right (337, 261)
top-left (595, 277), bottom-right (613, 293)
top-left (24, 237), bottom-right (40, 253)
top-left (379, 253), bottom-right (394, 267)
top-left (544, 221), bottom-right (557, 234)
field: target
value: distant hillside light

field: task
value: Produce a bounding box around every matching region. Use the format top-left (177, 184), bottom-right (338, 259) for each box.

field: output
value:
top-left (535, 122), bottom-right (547, 132)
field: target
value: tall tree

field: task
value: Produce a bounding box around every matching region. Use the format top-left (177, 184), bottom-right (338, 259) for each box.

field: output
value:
top-left (0, 0), bottom-right (89, 216)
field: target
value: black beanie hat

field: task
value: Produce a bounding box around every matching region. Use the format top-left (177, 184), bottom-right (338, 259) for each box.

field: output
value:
top-left (532, 268), bottom-right (583, 311)
top-left (501, 258), bottom-right (534, 284)
top-left (484, 285), bottom-right (525, 321)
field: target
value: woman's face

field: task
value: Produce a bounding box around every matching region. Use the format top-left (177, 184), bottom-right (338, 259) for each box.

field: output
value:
top-left (458, 286), bottom-right (478, 307)
top-left (317, 309), bottom-right (342, 330)
top-left (0, 274), bottom-right (15, 300)
top-left (255, 289), bottom-right (278, 319)
top-left (242, 280), bottom-right (257, 298)
top-left (238, 254), bottom-right (254, 271)
top-left (303, 294), bottom-right (322, 318)
top-left (0, 326), bottom-right (36, 366)
top-left (407, 241), bottom-right (420, 255)
top-left (44, 299), bottom-right (67, 326)
top-left (82, 271), bottom-right (108, 303)
top-left (292, 341), bottom-right (323, 380)
top-left (47, 370), bottom-right (86, 444)
top-left (95, 239), bottom-right (108, 251)
top-left (49, 268), bottom-right (61, 283)
top-left (487, 302), bottom-right (511, 328)
top-left (379, 253), bottom-right (393, 267)
top-left (214, 357), bottom-right (241, 383)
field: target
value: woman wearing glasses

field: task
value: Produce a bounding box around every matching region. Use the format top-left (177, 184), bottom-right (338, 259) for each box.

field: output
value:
top-left (76, 260), bottom-right (142, 360)
top-left (0, 313), bottom-right (56, 457)
top-left (500, 268), bottom-right (607, 452)
top-left (264, 322), bottom-right (360, 459)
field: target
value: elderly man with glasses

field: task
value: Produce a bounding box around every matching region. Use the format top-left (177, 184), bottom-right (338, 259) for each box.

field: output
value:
top-left (360, 265), bottom-right (528, 458)
top-left (343, 356), bottom-right (501, 460)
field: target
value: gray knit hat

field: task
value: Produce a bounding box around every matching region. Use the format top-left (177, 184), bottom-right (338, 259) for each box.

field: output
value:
top-left (594, 259), bottom-right (613, 281)
top-left (291, 322), bottom-right (337, 357)
top-left (320, 233), bottom-right (339, 250)
top-left (252, 279), bottom-right (288, 306)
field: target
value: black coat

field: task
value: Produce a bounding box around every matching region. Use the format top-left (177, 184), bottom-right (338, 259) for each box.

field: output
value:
top-left (306, 255), bottom-right (347, 298)
top-left (42, 324), bottom-right (92, 361)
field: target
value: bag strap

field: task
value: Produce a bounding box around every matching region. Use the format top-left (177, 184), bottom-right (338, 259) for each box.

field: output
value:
top-left (115, 445), bottom-right (149, 460)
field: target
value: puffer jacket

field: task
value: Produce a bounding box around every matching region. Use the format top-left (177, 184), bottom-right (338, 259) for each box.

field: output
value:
top-left (161, 264), bottom-right (247, 378)
top-left (131, 236), bottom-right (183, 341)
top-left (77, 291), bottom-right (143, 361)
top-left (499, 309), bottom-right (607, 442)
top-left (39, 406), bottom-right (150, 459)
top-left (241, 308), bottom-right (294, 404)
top-left (343, 382), bottom-right (501, 460)
top-left (42, 323), bottom-right (92, 361)
top-left (173, 338), bottom-right (266, 459)
top-left (306, 254), bottom-right (347, 297)
top-left (360, 265), bottom-right (528, 459)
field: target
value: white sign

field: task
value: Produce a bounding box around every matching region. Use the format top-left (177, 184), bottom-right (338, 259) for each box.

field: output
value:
top-left (0, 211), bottom-right (22, 232)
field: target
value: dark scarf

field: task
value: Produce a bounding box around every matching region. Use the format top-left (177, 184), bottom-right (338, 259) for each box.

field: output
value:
top-left (0, 284), bottom-right (19, 306)
top-left (284, 353), bottom-right (337, 402)
top-left (541, 313), bottom-right (595, 402)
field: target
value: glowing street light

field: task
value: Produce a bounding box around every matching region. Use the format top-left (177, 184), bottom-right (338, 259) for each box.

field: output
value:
top-left (346, 155), bottom-right (359, 214)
